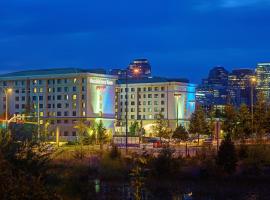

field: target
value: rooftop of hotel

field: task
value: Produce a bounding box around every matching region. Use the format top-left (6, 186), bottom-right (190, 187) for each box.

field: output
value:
top-left (117, 77), bottom-right (190, 84)
top-left (0, 68), bottom-right (108, 78)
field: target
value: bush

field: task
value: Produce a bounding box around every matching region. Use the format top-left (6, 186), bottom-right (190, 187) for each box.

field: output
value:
top-left (241, 145), bottom-right (270, 175)
top-left (99, 153), bottom-right (127, 180)
top-left (216, 134), bottom-right (238, 174)
top-left (109, 145), bottom-right (121, 159)
top-left (149, 147), bottom-right (182, 178)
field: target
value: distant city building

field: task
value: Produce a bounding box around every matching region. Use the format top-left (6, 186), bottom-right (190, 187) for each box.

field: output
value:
top-left (228, 69), bottom-right (254, 107)
top-left (197, 66), bottom-right (257, 112)
top-left (205, 66), bottom-right (229, 86)
top-left (128, 59), bottom-right (152, 78)
top-left (115, 77), bottom-right (196, 134)
top-left (108, 69), bottom-right (126, 78)
top-left (255, 63), bottom-right (270, 100)
top-left (0, 68), bottom-right (117, 141)
top-left (196, 66), bottom-right (229, 113)
top-left (109, 58), bottom-right (152, 79)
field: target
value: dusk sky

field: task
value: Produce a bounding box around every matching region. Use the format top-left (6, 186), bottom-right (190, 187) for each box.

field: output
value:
top-left (0, 0), bottom-right (270, 83)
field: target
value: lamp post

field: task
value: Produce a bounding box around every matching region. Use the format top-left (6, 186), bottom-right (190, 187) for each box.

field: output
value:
top-left (174, 93), bottom-right (181, 128)
top-left (37, 94), bottom-right (40, 140)
top-left (4, 88), bottom-right (12, 131)
top-left (250, 77), bottom-right (256, 135)
top-left (125, 70), bottom-right (128, 154)
top-left (124, 67), bottom-right (141, 154)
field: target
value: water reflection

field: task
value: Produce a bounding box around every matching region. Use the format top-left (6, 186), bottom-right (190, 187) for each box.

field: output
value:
top-left (90, 179), bottom-right (269, 200)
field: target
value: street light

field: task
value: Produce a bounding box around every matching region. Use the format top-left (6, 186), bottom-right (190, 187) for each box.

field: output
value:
top-left (250, 77), bottom-right (256, 135)
top-left (4, 88), bottom-right (12, 131)
top-left (124, 67), bottom-right (141, 154)
top-left (174, 93), bottom-right (182, 127)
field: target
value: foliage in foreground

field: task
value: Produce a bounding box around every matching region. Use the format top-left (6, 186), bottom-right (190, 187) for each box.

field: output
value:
top-left (0, 131), bottom-right (60, 199)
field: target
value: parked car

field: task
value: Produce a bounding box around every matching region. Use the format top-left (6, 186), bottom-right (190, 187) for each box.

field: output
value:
top-left (203, 138), bottom-right (213, 145)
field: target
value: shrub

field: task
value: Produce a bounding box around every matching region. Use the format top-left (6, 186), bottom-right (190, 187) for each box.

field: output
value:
top-left (216, 134), bottom-right (238, 174)
top-left (241, 145), bottom-right (270, 175)
top-left (109, 145), bottom-right (121, 159)
top-left (149, 147), bottom-right (182, 178)
top-left (99, 153), bottom-right (127, 180)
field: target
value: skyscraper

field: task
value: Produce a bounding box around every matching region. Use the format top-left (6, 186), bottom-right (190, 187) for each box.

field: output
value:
top-left (256, 63), bottom-right (270, 100)
top-left (228, 69), bottom-right (254, 107)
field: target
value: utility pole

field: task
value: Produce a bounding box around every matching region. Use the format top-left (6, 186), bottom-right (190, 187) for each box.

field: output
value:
top-left (251, 77), bottom-right (256, 136)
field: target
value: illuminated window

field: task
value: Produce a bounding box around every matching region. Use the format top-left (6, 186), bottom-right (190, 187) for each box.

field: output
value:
top-left (39, 88), bottom-right (43, 92)
top-left (40, 112), bottom-right (44, 117)
top-left (82, 102), bottom-right (86, 108)
top-left (40, 120), bottom-right (43, 125)
top-left (82, 111), bottom-right (86, 116)
top-left (33, 88), bottom-right (37, 93)
top-left (72, 103), bottom-right (77, 109)
top-left (73, 78), bottom-right (77, 83)
top-left (72, 95), bottom-right (77, 100)
top-left (48, 88), bottom-right (52, 93)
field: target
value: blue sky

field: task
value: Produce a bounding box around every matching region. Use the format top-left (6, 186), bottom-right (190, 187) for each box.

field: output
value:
top-left (0, 0), bottom-right (270, 83)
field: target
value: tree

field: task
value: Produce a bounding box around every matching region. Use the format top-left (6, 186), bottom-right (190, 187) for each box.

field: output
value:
top-left (152, 113), bottom-right (171, 141)
top-left (0, 131), bottom-right (60, 199)
top-left (222, 104), bottom-right (237, 137)
top-left (172, 124), bottom-right (189, 141)
top-left (254, 92), bottom-right (267, 139)
top-left (216, 134), bottom-right (238, 174)
top-left (235, 104), bottom-right (252, 141)
top-left (95, 120), bottom-right (108, 150)
top-left (189, 105), bottom-right (209, 144)
top-left (265, 105), bottom-right (270, 135)
top-left (129, 121), bottom-right (140, 136)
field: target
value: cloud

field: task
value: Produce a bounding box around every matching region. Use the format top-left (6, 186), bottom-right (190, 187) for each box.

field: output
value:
top-left (195, 0), bottom-right (270, 10)
top-left (220, 0), bottom-right (270, 8)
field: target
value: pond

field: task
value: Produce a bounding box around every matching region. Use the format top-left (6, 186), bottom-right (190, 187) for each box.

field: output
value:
top-left (87, 179), bottom-right (270, 200)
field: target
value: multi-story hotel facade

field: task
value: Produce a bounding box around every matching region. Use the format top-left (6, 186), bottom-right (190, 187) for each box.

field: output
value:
top-left (115, 77), bottom-right (196, 135)
top-left (0, 68), bottom-right (117, 140)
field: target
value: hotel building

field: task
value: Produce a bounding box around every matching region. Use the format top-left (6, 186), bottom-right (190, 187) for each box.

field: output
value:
top-left (115, 77), bottom-right (196, 134)
top-left (0, 68), bottom-right (117, 140)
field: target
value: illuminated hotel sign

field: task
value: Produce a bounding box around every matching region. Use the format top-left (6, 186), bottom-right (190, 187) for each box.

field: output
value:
top-left (90, 78), bottom-right (113, 86)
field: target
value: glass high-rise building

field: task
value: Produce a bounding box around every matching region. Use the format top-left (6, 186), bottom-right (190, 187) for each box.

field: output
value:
top-left (228, 69), bottom-right (254, 107)
top-left (256, 63), bottom-right (270, 100)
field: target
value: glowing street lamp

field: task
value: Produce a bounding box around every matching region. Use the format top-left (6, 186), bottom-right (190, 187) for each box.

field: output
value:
top-left (4, 88), bottom-right (12, 130)
top-left (174, 93), bottom-right (182, 127)
top-left (250, 76), bottom-right (256, 135)
top-left (124, 67), bottom-right (141, 154)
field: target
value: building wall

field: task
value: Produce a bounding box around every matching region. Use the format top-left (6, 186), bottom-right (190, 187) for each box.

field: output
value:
top-left (0, 73), bottom-right (116, 140)
top-left (115, 81), bottom-right (196, 135)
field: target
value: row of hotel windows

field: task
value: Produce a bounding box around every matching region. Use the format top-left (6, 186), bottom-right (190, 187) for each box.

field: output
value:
top-left (3, 94), bottom-right (85, 102)
top-left (120, 93), bottom-right (166, 99)
top-left (12, 110), bottom-right (85, 117)
top-left (120, 86), bottom-right (166, 92)
top-left (10, 86), bottom-right (86, 94)
top-left (3, 102), bottom-right (86, 110)
top-left (119, 107), bottom-right (165, 113)
top-left (2, 78), bottom-right (86, 86)
top-left (127, 113), bottom-right (164, 120)
top-left (120, 100), bottom-right (165, 106)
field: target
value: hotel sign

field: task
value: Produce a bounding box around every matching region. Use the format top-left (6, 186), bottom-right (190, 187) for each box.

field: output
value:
top-left (90, 78), bottom-right (113, 86)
